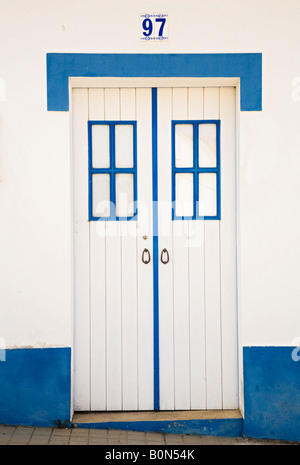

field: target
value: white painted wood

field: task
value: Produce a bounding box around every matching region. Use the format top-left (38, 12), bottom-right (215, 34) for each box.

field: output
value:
top-left (157, 87), bottom-right (175, 410)
top-left (88, 88), bottom-right (107, 411)
top-left (120, 87), bottom-right (136, 120)
top-left (188, 220), bottom-right (206, 409)
top-left (157, 86), bottom-right (237, 411)
top-left (172, 220), bottom-right (191, 409)
top-left (105, 221), bottom-right (122, 410)
top-left (188, 88), bottom-right (207, 409)
top-left (203, 87), bottom-right (222, 409)
top-left (219, 87), bottom-right (238, 408)
top-left (103, 88), bottom-right (123, 410)
top-left (119, 88), bottom-right (138, 410)
top-left (74, 86), bottom-right (154, 412)
top-left (72, 88), bottom-right (90, 410)
top-left (71, 77), bottom-right (239, 90)
top-left (136, 88), bottom-right (154, 410)
top-left (73, 84), bottom-right (237, 412)
top-left (120, 220), bottom-right (138, 410)
top-left (104, 88), bottom-right (120, 120)
top-left (172, 88), bottom-right (191, 409)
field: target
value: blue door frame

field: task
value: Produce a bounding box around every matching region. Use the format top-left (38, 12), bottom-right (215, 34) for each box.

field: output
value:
top-left (47, 52), bottom-right (262, 411)
top-left (47, 53), bottom-right (262, 112)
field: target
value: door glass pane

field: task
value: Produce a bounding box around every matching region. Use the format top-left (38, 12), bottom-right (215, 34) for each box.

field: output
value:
top-left (175, 124), bottom-right (193, 167)
top-left (198, 173), bottom-right (217, 217)
top-left (92, 174), bottom-right (110, 217)
top-left (92, 124), bottom-right (110, 168)
top-left (115, 125), bottom-right (134, 168)
top-left (199, 124), bottom-right (216, 167)
top-left (175, 173), bottom-right (194, 217)
top-left (115, 173), bottom-right (134, 217)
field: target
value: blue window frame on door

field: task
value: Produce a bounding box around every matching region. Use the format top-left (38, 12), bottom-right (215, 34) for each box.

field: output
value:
top-left (88, 121), bottom-right (137, 221)
top-left (172, 120), bottom-right (221, 220)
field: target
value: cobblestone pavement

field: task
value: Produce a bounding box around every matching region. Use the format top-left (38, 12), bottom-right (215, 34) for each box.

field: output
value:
top-left (0, 425), bottom-right (297, 445)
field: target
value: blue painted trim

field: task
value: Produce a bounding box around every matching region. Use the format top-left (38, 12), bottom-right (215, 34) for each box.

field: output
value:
top-left (243, 346), bottom-right (300, 442)
top-left (47, 53), bottom-right (262, 112)
top-left (0, 348), bottom-right (71, 427)
top-left (88, 121), bottom-right (137, 221)
top-left (172, 120), bottom-right (221, 220)
top-left (152, 88), bottom-right (160, 411)
top-left (74, 418), bottom-right (243, 437)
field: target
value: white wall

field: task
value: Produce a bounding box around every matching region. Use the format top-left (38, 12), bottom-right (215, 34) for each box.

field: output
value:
top-left (0, 0), bottom-right (299, 348)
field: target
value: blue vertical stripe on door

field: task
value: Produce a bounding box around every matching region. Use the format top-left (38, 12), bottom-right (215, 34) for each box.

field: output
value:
top-left (152, 88), bottom-right (160, 410)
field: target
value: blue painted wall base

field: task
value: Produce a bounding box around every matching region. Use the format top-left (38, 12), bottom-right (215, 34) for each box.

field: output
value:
top-left (0, 348), bottom-right (71, 427)
top-left (243, 346), bottom-right (300, 442)
top-left (0, 346), bottom-right (300, 442)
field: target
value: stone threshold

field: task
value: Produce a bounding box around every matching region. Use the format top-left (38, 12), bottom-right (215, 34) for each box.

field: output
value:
top-left (72, 410), bottom-right (243, 437)
top-left (73, 409), bottom-right (242, 424)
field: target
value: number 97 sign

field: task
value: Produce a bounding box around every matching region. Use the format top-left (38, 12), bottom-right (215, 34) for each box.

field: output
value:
top-left (140, 13), bottom-right (168, 41)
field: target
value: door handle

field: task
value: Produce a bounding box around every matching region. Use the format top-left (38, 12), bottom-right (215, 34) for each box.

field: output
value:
top-left (160, 248), bottom-right (169, 264)
top-left (142, 248), bottom-right (151, 264)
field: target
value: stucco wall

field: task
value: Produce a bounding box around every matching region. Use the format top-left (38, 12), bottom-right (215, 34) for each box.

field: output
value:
top-left (0, 0), bottom-right (299, 352)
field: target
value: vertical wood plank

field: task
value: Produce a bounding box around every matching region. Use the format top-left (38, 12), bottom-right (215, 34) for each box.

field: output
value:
top-left (120, 88), bottom-right (136, 120)
top-left (88, 88), bottom-right (107, 410)
top-left (104, 88), bottom-right (120, 120)
top-left (220, 87), bottom-right (238, 408)
top-left (188, 88), bottom-right (207, 409)
top-left (157, 87), bottom-right (174, 410)
top-left (188, 220), bottom-right (206, 408)
top-left (136, 88), bottom-right (154, 409)
top-left (106, 222), bottom-right (122, 410)
top-left (72, 88), bottom-right (90, 410)
top-left (172, 88), bottom-right (191, 409)
top-left (188, 87), bottom-right (204, 120)
top-left (120, 88), bottom-right (138, 410)
top-left (203, 87), bottom-right (223, 409)
top-left (104, 88), bottom-right (122, 410)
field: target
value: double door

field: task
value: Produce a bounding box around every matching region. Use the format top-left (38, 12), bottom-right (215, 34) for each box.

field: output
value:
top-left (72, 84), bottom-right (238, 411)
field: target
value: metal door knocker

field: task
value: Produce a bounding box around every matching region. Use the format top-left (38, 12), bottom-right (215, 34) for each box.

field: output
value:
top-left (160, 248), bottom-right (169, 264)
top-left (142, 248), bottom-right (151, 264)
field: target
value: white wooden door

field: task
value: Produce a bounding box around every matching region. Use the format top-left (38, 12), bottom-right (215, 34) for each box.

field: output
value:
top-left (72, 87), bottom-right (154, 411)
top-left (72, 85), bottom-right (238, 412)
top-left (157, 87), bottom-right (238, 410)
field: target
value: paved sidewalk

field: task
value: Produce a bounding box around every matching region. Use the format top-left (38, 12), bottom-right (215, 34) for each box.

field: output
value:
top-left (0, 425), bottom-right (297, 445)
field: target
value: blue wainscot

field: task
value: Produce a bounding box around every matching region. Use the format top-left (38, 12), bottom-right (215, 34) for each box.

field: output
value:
top-left (243, 346), bottom-right (300, 442)
top-left (0, 347), bottom-right (71, 427)
top-left (1, 345), bottom-right (300, 443)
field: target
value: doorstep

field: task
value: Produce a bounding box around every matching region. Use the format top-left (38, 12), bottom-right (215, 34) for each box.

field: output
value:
top-left (72, 409), bottom-right (243, 437)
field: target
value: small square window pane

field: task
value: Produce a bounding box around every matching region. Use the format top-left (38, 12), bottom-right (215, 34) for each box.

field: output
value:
top-left (92, 174), bottom-right (110, 217)
top-left (115, 125), bottom-right (134, 168)
top-left (199, 124), bottom-right (217, 168)
top-left (175, 173), bottom-right (194, 217)
top-left (92, 124), bottom-right (110, 168)
top-left (198, 173), bottom-right (217, 217)
top-left (116, 173), bottom-right (134, 217)
top-left (175, 124), bottom-right (194, 168)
